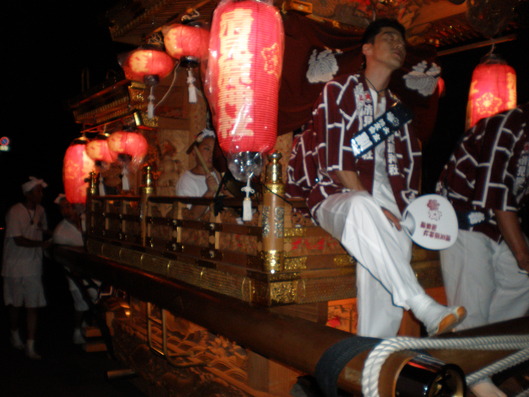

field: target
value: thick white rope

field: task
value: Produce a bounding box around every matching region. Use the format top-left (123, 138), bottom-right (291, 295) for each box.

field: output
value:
top-left (362, 335), bottom-right (529, 397)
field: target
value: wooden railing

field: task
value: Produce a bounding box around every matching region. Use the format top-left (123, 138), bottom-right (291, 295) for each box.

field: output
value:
top-left (84, 154), bottom-right (442, 307)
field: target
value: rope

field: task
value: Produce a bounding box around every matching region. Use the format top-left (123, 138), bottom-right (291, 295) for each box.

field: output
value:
top-left (362, 335), bottom-right (529, 397)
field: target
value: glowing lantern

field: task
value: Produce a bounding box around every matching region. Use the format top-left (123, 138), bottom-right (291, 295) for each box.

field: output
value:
top-left (205, 0), bottom-right (284, 181)
top-left (63, 136), bottom-right (95, 204)
top-left (466, 54), bottom-right (517, 130)
top-left (163, 22), bottom-right (210, 104)
top-left (163, 23), bottom-right (209, 62)
top-left (85, 133), bottom-right (113, 163)
top-left (107, 131), bottom-right (148, 168)
top-left (121, 46), bottom-right (176, 118)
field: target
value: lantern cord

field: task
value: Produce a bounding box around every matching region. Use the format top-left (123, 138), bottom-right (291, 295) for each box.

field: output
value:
top-left (485, 42), bottom-right (496, 59)
top-left (155, 61), bottom-right (180, 111)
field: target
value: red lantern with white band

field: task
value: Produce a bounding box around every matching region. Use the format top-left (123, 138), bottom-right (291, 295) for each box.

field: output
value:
top-left (163, 23), bottom-right (209, 62)
top-left (63, 136), bottom-right (95, 204)
top-left (466, 54), bottom-right (517, 130)
top-left (205, 0), bottom-right (284, 182)
top-left (163, 22), bottom-right (210, 104)
top-left (121, 46), bottom-right (176, 118)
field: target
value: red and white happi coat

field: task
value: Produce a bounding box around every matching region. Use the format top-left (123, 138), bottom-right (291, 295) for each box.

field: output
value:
top-left (437, 103), bottom-right (529, 242)
top-left (286, 73), bottom-right (421, 216)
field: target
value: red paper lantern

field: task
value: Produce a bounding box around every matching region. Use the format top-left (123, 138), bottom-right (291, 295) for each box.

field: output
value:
top-left (122, 48), bottom-right (175, 84)
top-left (163, 23), bottom-right (210, 61)
top-left (86, 133), bottom-right (113, 163)
top-left (107, 131), bottom-right (148, 163)
top-left (121, 47), bottom-right (176, 118)
top-left (63, 136), bottom-right (95, 204)
top-left (206, 0), bottom-right (284, 156)
top-left (466, 55), bottom-right (517, 130)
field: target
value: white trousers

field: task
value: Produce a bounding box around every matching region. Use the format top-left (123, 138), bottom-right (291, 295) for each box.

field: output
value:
top-left (316, 191), bottom-right (424, 338)
top-left (440, 230), bottom-right (529, 330)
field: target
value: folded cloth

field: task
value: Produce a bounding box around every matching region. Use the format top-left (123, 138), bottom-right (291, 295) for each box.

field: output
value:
top-left (22, 176), bottom-right (47, 193)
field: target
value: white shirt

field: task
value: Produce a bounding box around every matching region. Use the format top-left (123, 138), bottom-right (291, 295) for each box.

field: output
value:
top-left (2, 203), bottom-right (47, 277)
top-left (53, 219), bottom-right (84, 247)
top-left (370, 89), bottom-right (401, 217)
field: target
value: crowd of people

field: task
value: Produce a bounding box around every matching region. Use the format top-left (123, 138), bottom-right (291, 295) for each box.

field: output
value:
top-left (1, 17), bottom-right (528, 397)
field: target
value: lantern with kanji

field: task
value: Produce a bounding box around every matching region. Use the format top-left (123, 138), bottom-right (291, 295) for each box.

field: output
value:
top-left (121, 44), bottom-right (176, 118)
top-left (466, 54), bottom-right (517, 130)
top-left (85, 133), bottom-right (113, 163)
top-left (107, 130), bottom-right (149, 169)
top-left (205, 0), bottom-right (284, 181)
top-left (63, 136), bottom-right (96, 204)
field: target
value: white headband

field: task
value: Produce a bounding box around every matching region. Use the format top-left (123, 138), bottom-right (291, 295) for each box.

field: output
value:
top-left (54, 193), bottom-right (67, 205)
top-left (195, 128), bottom-right (215, 143)
top-left (21, 176), bottom-right (48, 194)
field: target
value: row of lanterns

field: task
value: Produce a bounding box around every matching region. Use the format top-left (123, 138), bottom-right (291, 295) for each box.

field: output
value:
top-left (65, 0), bottom-right (284, 204)
top-left (65, 0), bottom-right (517, 208)
top-left (63, 131), bottom-right (148, 204)
top-left (120, 0), bottom-right (284, 182)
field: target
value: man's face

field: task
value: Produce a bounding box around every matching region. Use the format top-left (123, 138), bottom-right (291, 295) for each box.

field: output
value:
top-left (195, 137), bottom-right (215, 170)
top-left (363, 27), bottom-right (406, 71)
top-left (25, 185), bottom-right (44, 205)
top-left (59, 200), bottom-right (77, 223)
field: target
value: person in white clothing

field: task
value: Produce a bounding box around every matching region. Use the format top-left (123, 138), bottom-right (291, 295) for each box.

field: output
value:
top-left (287, 19), bottom-right (466, 338)
top-left (2, 177), bottom-right (52, 359)
top-left (52, 194), bottom-right (97, 345)
top-left (176, 129), bottom-right (222, 219)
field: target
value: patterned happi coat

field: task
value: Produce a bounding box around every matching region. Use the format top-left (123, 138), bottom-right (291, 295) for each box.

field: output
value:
top-left (437, 103), bottom-right (529, 242)
top-left (298, 73), bottom-right (421, 215)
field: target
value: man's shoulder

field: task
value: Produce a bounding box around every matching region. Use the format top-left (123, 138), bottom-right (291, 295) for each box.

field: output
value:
top-left (7, 203), bottom-right (24, 215)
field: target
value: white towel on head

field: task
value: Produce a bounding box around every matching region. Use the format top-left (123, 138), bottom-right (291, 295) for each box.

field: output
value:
top-left (195, 128), bottom-right (215, 143)
top-left (22, 176), bottom-right (48, 194)
top-left (54, 193), bottom-right (66, 204)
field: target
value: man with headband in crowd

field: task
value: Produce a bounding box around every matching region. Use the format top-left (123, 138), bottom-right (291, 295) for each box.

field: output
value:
top-left (2, 176), bottom-right (52, 359)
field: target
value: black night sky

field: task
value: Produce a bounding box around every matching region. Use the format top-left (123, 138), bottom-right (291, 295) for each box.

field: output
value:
top-left (1, 1), bottom-right (131, 225)
top-left (1, 2), bottom-right (528, 228)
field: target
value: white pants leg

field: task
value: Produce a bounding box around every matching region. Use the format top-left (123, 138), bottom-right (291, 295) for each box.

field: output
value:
top-left (440, 230), bottom-right (529, 330)
top-left (490, 239), bottom-right (529, 323)
top-left (316, 191), bottom-right (423, 338)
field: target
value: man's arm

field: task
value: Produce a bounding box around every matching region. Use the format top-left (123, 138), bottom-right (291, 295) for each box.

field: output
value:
top-left (332, 170), bottom-right (366, 191)
top-left (494, 209), bottom-right (529, 273)
top-left (13, 236), bottom-right (52, 249)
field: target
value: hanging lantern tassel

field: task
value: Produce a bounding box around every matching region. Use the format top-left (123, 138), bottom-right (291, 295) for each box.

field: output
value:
top-left (148, 86), bottom-right (156, 119)
top-left (187, 69), bottom-right (198, 104)
top-left (241, 175), bottom-right (255, 222)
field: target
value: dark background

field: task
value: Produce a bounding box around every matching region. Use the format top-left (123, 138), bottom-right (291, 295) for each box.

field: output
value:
top-left (0, 1), bottom-right (130, 227)
top-left (0, 2), bottom-right (528, 228)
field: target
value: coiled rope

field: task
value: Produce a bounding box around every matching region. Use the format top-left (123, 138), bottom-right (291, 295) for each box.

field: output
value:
top-left (362, 335), bottom-right (529, 397)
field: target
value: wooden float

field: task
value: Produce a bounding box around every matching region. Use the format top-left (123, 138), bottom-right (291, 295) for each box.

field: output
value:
top-left (59, 71), bottom-right (529, 395)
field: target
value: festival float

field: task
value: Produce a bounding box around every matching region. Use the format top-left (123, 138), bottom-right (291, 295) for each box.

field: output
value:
top-left (55, 0), bottom-right (529, 396)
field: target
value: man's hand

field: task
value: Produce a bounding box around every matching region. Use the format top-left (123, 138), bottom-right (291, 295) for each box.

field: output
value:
top-left (205, 174), bottom-right (218, 196)
top-left (494, 209), bottom-right (529, 273)
top-left (381, 208), bottom-right (402, 231)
